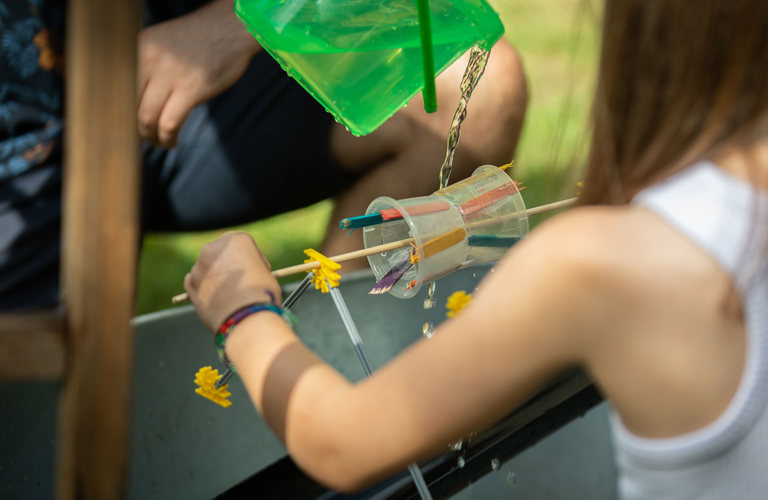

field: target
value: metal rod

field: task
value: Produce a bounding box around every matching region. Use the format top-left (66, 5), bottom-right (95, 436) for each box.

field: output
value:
top-left (214, 368), bottom-right (234, 389)
top-left (283, 272), bottom-right (315, 309)
top-left (172, 198), bottom-right (577, 305)
top-left (328, 286), bottom-right (371, 376)
top-left (327, 282), bottom-right (433, 500)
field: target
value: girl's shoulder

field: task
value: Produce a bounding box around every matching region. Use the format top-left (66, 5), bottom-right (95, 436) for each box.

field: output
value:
top-left (522, 203), bottom-right (712, 286)
top-left (478, 204), bottom-right (652, 349)
top-left (515, 204), bottom-right (743, 437)
top-left (503, 202), bottom-right (731, 345)
top-left (518, 204), bottom-right (648, 284)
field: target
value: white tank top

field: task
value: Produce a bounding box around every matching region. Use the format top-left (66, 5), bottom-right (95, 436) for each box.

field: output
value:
top-left (612, 161), bottom-right (768, 499)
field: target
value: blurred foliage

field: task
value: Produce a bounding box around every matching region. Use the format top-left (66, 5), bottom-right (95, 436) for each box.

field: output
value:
top-left (135, 0), bottom-right (601, 315)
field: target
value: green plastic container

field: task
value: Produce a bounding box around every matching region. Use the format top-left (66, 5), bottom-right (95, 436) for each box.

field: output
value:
top-left (235, 0), bottom-right (505, 136)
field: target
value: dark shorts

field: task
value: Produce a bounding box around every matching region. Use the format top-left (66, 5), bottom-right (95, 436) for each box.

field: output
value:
top-left (0, 49), bottom-right (355, 311)
top-left (140, 50), bottom-right (354, 232)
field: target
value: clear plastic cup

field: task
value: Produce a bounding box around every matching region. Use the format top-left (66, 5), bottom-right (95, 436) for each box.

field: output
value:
top-left (363, 165), bottom-right (528, 298)
top-left (234, 0), bottom-right (505, 136)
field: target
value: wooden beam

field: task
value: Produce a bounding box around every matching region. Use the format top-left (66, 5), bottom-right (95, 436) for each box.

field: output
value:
top-left (0, 311), bottom-right (66, 379)
top-left (57, 0), bottom-right (141, 498)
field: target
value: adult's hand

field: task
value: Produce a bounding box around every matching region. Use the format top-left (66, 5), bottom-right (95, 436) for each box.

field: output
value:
top-left (138, 0), bottom-right (261, 148)
top-left (184, 232), bottom-right (281, 332)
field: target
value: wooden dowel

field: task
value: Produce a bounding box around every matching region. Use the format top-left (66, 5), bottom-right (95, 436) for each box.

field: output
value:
top-left (271, 236), bottom-right (414, 277)
top-left (171, 236), bottom-right (414, 304)
top-left (467, 197), bottom-right (579, 232)
top-left (170, 197), bottom-right (577, 304)
top-left (526, 197), bottom-right (577, 216)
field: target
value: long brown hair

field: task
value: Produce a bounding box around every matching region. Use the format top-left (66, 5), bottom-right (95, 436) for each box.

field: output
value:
top-left (579, 0), bottom-right (768, 205)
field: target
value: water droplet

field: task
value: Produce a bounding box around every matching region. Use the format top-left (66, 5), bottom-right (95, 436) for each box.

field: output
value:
top-left (422, 321), bottom-right (434, 338)
top-left (506, 471), bottom-right (517, 486)
top-left (491, 458), bottom-right (500, 471)
top-left (457, 456), bottom-right (466, 468)
top-left (423, 296), bottom-right (436, 309)
top-left (449, 439), bottom-right (463, 451)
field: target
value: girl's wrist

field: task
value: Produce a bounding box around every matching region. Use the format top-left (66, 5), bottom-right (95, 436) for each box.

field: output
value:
top-left (215, 299), bottom-right (296, 371)
top-left (223, 310), bottom-right (292, 369)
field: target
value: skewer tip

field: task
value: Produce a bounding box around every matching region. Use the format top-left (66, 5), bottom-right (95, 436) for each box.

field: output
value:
top-left (172, 292), bottom-right (189, 304)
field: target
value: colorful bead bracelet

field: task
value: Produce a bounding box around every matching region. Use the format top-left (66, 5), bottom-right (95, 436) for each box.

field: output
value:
top-left (215, 301), bottom-right (296, 371)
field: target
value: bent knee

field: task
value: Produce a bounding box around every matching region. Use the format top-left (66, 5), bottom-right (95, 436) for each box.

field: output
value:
top-left (328, 39), bottom-right (529, 175)
top-left (484, 39), bottom-right (529, 113)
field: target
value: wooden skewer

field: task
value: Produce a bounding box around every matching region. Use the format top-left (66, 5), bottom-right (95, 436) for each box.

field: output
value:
top-left (525, 197), bottom-right (577, 216)
top-left (170, 197), bottom-right (577, 304)
top-left (171, 237), bottom-right (413, 304)
top-left (271, 237), bottom-right (413, 278)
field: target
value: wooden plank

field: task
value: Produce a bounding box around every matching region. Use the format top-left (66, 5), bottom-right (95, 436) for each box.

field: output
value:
top-left (0, 311), bottom-right (66, 379)
top-left (57, 0), bottom-right (141, 497)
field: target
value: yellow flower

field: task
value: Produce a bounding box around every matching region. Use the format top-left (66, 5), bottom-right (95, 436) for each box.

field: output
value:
top-left (194, 366), bottom-right (232, 408)
top-left (304, 248), bottom-right (341, 293)
top-left (446, 290), bottom-right (472, 318)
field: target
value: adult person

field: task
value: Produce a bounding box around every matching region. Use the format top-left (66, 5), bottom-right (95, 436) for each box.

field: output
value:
top-left (0, 0), bottom-right (527, 310)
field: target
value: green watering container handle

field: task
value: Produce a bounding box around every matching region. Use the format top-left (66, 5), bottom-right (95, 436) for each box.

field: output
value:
top-left (416, 0), bottom-right (438, 113)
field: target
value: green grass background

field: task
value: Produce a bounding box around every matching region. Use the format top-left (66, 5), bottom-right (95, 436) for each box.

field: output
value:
top-left (135, 0), bottom-right (601, 315)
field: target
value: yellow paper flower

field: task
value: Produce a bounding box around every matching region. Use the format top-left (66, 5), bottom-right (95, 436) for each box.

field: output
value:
top-left (499, 160), bottom-right (516, 171)
top-left (446, 291), bottom-right (473, 318)
top-left (304, 248), bottom-right (342, 293)
top-left (194, 366), bottom-right (232, 408)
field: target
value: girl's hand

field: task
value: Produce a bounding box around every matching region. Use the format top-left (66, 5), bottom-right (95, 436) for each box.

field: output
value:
top-left (184, 232), bottom-right (281, 332)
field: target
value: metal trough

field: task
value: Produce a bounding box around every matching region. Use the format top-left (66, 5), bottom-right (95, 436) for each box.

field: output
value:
top-left (0, 266), bottom-right (617, 499)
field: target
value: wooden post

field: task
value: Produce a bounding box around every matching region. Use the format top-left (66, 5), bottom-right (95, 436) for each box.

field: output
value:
top-left (57, 0), bottom-right (140, 497)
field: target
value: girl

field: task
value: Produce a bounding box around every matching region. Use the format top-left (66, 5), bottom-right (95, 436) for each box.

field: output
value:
top-left (184, 1), bottom-right (768, 497)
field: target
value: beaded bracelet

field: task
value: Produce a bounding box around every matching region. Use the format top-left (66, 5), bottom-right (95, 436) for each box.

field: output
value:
top-left (215, 301), bottom-right (296, 371)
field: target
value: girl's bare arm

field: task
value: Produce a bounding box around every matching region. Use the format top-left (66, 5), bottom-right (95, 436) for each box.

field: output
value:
top-left (213, 212), bottom-right (606, 492)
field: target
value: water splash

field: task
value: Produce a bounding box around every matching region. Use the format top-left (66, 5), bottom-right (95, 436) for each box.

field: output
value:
top-left (422, 282), bottom-right (437, 338)
top-left (423, 47), bottom-right (490, 342)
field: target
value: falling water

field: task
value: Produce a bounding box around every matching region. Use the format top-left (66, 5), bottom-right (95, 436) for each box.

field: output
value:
top-left (423, 46), bottom-right (492, 339)
top-left (437, 46), bottom-right (492, 190)
top-left (421, 282), bottom-right (437, 338)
